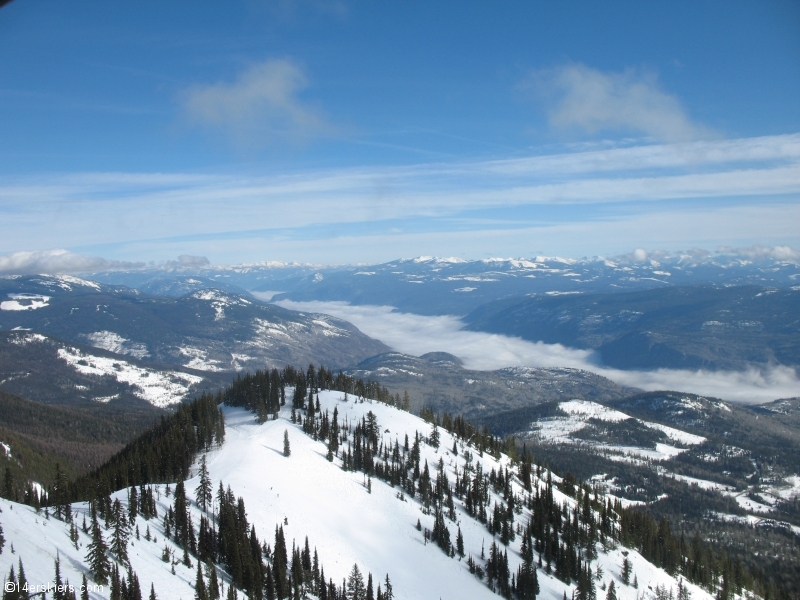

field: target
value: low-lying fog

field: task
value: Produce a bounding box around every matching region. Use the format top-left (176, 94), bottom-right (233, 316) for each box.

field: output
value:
top-left (267, 296), bottom-right (800, 404)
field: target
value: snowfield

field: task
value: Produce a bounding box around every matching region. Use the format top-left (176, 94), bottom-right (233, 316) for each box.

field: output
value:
top-left (0, 294), bottom-right (51, 311)
top-left (527, 400), bottom-right (706, 462)
top-left (0, 391), bottom-right (716, 600)
top-left (57, 346), bottom-right (203, 407)
top-left (83, 331), bottom-right (150, 360)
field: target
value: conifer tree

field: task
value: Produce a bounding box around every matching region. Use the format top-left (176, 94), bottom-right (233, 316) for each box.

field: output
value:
top-left (54, 554), bottom-right (64, 600)
top-left (195, 560), bottom-right (209, 600)
top-left (149, 584), bottom-right (157, 600)
top-left (110, 498), bottom-right (130, 563)
top-left (383, 574), bottom-right (393, 600)
top-left (606, 581), bottom-right (617, 600)
top-left (196, 456), bottom-right (213, 512)
top-left (621, 556), bottom-right (631, 585)
top-left (53, 462), bottom-right (69, 520)
top-left (86, 508), bottom-right (111, 583)
top-left (82, 574), bottom-right (90, 600)
top-left (0, 523), bottom-right (4, 555)
top-left (429, 423), bottom-right (440, 449)
top-left (366, 573), bottom-right (374, 600)
top-left (347, 564), bottom-right (365, 600)
top-left (208, 564), bottom-right (221, 600)
top-left (283, 430), bottom-right (291, 457)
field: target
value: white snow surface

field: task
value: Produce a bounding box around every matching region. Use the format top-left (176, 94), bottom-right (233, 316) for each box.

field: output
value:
top-left (0, 391), bottom-right (716, 600)
top-left (83, 331), bottom-right (150, 359)
top-left (528, 400), bottom-right (706, 462)
top-left (7, 332), bottom-right (47, 345)
top-left (56, 346), bottom-right (202, 407)
top-left (191, 289), bottom-right (251, 320)
top-left (0, 293), bottom-right (50, 311)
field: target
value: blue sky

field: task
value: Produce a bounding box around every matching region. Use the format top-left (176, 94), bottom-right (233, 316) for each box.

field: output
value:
top-left (0, 1), bottom-right (799, 268)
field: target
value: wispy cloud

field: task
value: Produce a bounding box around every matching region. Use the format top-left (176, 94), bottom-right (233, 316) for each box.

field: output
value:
top-left (0, 134), bottom-right (797, 262)
top-left (274, 299), bottom-right (800, 404)
top-left (182, 58), bottom-right (332, 146)
top-left (0, 249), bottom-right (143, 275)
top-left (523, 63), bottom-right (711, 143)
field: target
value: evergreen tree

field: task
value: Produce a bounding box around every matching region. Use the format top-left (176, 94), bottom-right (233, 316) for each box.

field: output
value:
top-left (86, 508), bottom-right (111, 583)
top-left (149, 584), bottom-right (157, 600)
top-left (195, 560), bottom-right (209, 600)
top-left (0, 523), bottom-right (4, 555)
top-left (621, 557), bottom-right (631, 585)
top-left (208, 564), bottom-right (221, 600)
top-left (347, 564), bottom-right (366, 600)
top-left (110, 499), bottom-right (130, 563)
top-left (196, 455), bottom-right (213, 512)
top-left (383, 573), bottom-right (394, 600)
top-left (82, 574), bottom-right (90, 600)
top-left (429, 424), bottom-right (440, 449)
top-left (53, 554), bottom-right (64, 600)
top-left (283, 430), bottom-right (291, 457)
top-left (606, 581), bottom-right (617, 600)
top-left (4, 466), bottom-right (14, 500)
top-left (53, 462), bottom-right (69, 520)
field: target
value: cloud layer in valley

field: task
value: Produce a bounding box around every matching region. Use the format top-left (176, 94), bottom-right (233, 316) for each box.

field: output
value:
top-left (272, 299), bottom-right (800, 404)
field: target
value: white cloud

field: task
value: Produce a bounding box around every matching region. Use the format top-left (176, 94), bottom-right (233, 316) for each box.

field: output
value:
top-left (0, 249), bottom-right (143, 275)
top-left (0, 134), bottom-right (798, 263)
top-left (716, 244), bottom-right (800, 263)
top-left (273, 299), bottom-right (800, 404)
top-left (525, 63), bottom-right (710, 142)
top-left (168, 255), bottom-right (211, 268)
top-left (182, 58), bottom-right (331, 146)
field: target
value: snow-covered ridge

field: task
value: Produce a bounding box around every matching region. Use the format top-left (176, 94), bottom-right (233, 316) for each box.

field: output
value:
top-left (191, 289), bottom-right (252, 320)
top-left (57, 346), bottom-right (202, 407)
top-left (0, 391), bottom-right (717, 600)
top-left (528, 400), bottom-right (707, 462)
top-left (31, 274), bottom-right (102, 291)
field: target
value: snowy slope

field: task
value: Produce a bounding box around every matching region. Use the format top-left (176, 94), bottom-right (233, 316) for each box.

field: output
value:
top-left (0, 392), bottom-right (716, 600)
top-left (527, 400), bottom-right (707, 462)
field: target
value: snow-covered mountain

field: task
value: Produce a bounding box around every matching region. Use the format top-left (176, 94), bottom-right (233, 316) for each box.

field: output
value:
top-left (0, 391), bottom-right (716, 600)
top-left (0, 330), bottom-right (226, 408)
top-left (478, 394), bottom-right (800, 575)
top-left (80, 251), bottom-right (800, 318)
top-left (0, 275), bottom-right (389, 373)
top-left (266, 253), bottom-right (800, 316)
